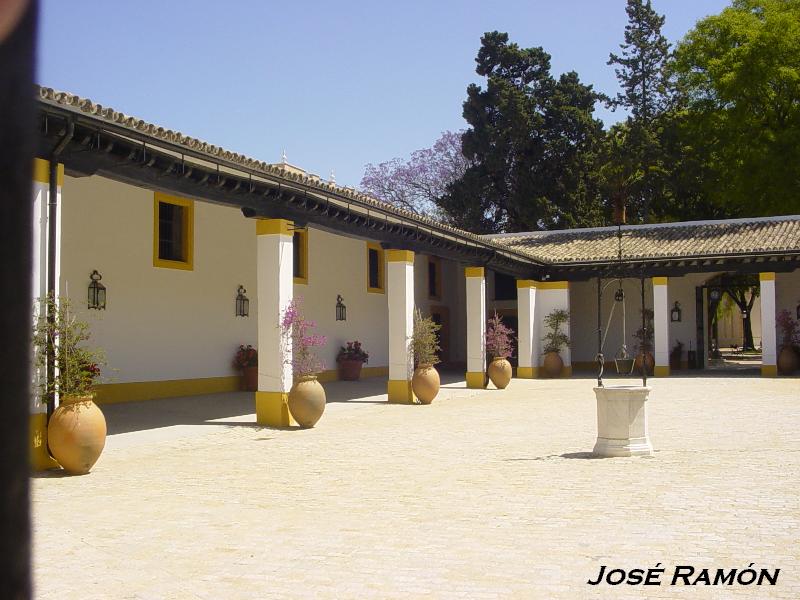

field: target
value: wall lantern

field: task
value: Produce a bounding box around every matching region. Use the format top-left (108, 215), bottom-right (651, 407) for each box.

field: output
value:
top-left (87, 270), bottom-right (106, 310)
top-left (235, 285), bottom-right (249, 317)
top-left (336, 294), bottom-right (346, 321)
top-left (709, 288), bottom-right (721, 302)
top-left (670, 301), bottom-right (682, 322)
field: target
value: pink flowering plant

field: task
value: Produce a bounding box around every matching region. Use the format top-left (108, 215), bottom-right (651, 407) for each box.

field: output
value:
top-left (776, 309), bottom-right (800, 348)
top-left (485, 312), bottom-right (515, 360)
top-left (281, 298), bottom-right (327, 379)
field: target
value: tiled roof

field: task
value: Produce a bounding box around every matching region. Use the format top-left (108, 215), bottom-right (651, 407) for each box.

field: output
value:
top-left (36, 87), bottom-right (527, 260)
top-left (484, 216), bottom-right (800, 265)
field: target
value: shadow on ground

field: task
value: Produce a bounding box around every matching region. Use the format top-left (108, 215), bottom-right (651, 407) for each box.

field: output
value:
top-left (102, 370), bottom-right (468, 435)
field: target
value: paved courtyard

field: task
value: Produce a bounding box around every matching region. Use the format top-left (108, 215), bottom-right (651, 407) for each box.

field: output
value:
top-left (32, 375), bottom-right (799, 599)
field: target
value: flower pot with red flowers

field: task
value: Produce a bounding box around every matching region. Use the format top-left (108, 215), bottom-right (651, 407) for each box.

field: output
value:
top-left (336, 341), bottom-right (369, 381)
top-left (233, 345), bottom-right (258, 391)
top-left (486, 312), bottom-right (514, 389)
top-left (33, 294), bottom-right (107, 475)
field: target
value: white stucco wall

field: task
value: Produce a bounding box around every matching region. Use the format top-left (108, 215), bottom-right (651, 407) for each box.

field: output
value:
top-left (59, 175), bottom-right (258, 383)
top-left (58, 173), bottom-right (472, 385)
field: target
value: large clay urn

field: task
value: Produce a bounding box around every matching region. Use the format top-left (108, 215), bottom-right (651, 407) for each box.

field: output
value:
top-left (487, 357), bottom-right (512, 389)
top-left (778, 346), bottom-right (800, 375)
top-left (412, 365), bottom-right (440, 404)
top-left (634, 352), bottom-right (655, 375)
top-left (47, 395), bottom-right (107, 475)
top-left (542, 351), bottom-right (564, 378)
top-left (288, 376), bottom-right (326, 428)
top-left (337, 359), bottom-right (364, 381)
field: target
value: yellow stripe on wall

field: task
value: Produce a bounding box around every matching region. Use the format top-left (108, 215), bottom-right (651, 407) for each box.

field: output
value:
top-left (93, 376), bottom-right (240, 404)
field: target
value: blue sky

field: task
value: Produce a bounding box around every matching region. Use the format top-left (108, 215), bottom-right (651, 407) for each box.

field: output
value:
top-left (38, 0), bottom-right (730, 188)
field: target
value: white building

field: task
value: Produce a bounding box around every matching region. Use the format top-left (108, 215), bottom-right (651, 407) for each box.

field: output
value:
top-left (30, 87), bottom-right (800, 469)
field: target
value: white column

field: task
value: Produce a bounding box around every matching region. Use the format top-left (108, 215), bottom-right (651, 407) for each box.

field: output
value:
top-left (516, 280), bottom-right (537, 378)
top-left (255, 219), bottom-right (294, 426)
top-left (386, 249), bottom-right (415, 403)
top-left (534, 282), bottom-right (571, 376)
top-left (465, 267), bottom-right (487, 388)
top-left (760, 272), bottom-right (777, 377)
top-left (653, 277), bottom-right (670, 376)
top-left (30, 158), bottom-right (62, 470)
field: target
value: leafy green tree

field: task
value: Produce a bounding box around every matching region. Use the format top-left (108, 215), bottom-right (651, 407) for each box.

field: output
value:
top-left (673, 0), bottom-right (800, 215)
top-left (608, 0), bottom-right (672, 223)
top-left (439, 32), bottom-right (606, 233)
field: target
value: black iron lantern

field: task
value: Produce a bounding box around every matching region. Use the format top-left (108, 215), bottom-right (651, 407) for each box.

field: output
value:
top-left (336, 294), bottom-right (346, 321)
top-left (709, 288), bottom-right (721, 302)
top-left (670, 301), bottom-right (682, 322)
top-left (236, 285), bottom-right (249, 317)
top-left (87, 270), bottom-right (106, 310)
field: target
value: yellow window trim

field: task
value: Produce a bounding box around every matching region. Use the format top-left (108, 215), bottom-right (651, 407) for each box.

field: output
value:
top-left (293, 228), bottom-right (309, 285)
top-left (428, 256), bottom-right (442, 300)
top-left (366, 242), bottom-right (385, 293)
top-left (153, 192), bottom-right (194, 271)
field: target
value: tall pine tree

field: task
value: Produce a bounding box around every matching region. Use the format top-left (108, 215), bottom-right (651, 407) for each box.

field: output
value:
top-left (608, 0), bottom-right (671, 223)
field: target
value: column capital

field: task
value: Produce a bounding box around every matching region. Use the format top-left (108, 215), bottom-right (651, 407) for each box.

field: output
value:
top-left (386, 249), bottom-right (415, 263)
top-left (33, 158), bottom-right (63, 186)
top-left (652, 276), bottom-right (668, 286)
top-left (516, 279), bottom-right (536, 289)
top-left (464, 266), bottom-right (485, 278)
top-left (536, 280), bottom-right (569, 290)
top-left (256, 218), bottom-right (292, 236)
top-left (759, 272), bottom-right (776, 282)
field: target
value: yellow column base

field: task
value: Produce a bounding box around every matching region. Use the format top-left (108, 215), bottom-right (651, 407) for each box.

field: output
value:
top-left (387, 379), bottom-right (415, 404)
top-left (29, 413), bottom-right (59, 471)
top-left (255, 391), bottom-right (296, 427)
top-left (654, 365), bottom-right (670, 377)
top-left (466, 371), bottom-right (487, 389)
top-left (761, 364), bottom-right (778, 377)
top-left (516, 366), bottom-right (538, 379)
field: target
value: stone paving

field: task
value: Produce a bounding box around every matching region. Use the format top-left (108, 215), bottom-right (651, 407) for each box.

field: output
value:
top-left (31, 375), bottom-right (800, 599)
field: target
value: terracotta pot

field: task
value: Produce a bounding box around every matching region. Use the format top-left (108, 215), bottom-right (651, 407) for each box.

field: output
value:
top-left (778, 345), bottom-right (800, 375)
top-left (47, 395), bottom-right (107, 475)
top-left (487, 357), bottom-right (512, 389)
top-left (412, 365), bottom-right (440, 404)
top-left (242, 366), bottom-right (258, 391)
top-left (634, 352), bottom-right (655, 375)
top-left (337, 359), bottom-right (364, 381)
top-left (542, 351), bottom-right (564, 378)
top-left (288, 376), bottom-right (326, 428)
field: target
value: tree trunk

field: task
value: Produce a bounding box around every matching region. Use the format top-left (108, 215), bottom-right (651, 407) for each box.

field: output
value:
top-left (742, 314), bottom-right (755, 351)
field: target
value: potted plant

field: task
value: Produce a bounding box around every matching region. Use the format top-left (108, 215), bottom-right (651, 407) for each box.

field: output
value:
top-left (776, 309), bottom-right (800, 374)
top-left (336, 340), bottom-right (369, 381)
top-left (234, 344), bottom-right (258, 391)
top-left (281, 298), bottom-right (327, 427)
top-left (486, 312), bottom-right (514, 389)
top-left (542, 309), bottom-right (570, 377)
top-left (32, 294), bottom-right (106, 475)
top-left (669, 340), bottom-right (684, 371)
top-left (409, 308), bottom-right (441, 404)
top-left (633, 308), bottom-right (655, 375)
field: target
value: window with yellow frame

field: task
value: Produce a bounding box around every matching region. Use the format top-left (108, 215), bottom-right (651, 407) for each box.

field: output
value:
top-left (153, 192), bottom-right (194, 270)
top-left (427, 256), bottom-right (442, 300)
top-left (366, 242), bottom-right (385, 293)
top-left (293, 228), bottom-right (308, 284)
